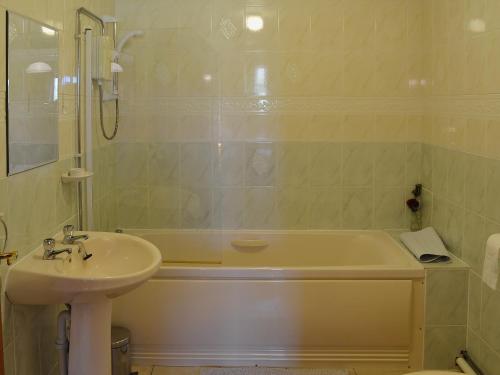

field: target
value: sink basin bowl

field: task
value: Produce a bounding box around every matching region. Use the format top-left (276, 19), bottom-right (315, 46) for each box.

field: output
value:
top-left (5, 231), bottom-right (162, 375)
top-left (5, 231), bottom-right (162, 305)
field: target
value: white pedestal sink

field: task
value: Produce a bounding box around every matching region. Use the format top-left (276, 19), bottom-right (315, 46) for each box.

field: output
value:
top-left (5, 231), bottom-right (162, 375)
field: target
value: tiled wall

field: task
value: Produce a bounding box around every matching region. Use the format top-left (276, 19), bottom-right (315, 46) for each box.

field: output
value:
top-left (112, 0), bottom-right (500, 372)
top-left (112, 0), bottom-right (427, 231)
top-left (423, 266), bottom-right (468, 369)
top-left (0, 0), bottom-right (115, 374)
top-left (422, 0), bottom-right (500, 373)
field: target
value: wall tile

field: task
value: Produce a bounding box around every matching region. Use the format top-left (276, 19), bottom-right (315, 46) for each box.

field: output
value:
top-left (465, 118), bottom-right (486, 155)
top-left (480, 340), bottom-right (500, 375)
top-left (308, 187), bottom-right (342, 229)
top-left (462, 212), bottom-right (486, 274)
top-left (245, 142), bottom-right (275, 187)
top-left (148, 143), bottom-right (180, 187)
top-left (433, 199), bottom-right (464, 256)
top-left (214, 142), bottom-right (245, 187)
top-left (431, 146), bottom-right (450, 198)
top-left (467, 328), bottom-right (482, 364)
top-left (275, 143), bottom-right (309, 187)
top-left (374, 188), bottom-right (405, 229)
top-left (464, 154), bottom-right (487, 215)
top-left (180, 188), bottom-right (213, 228)
top-left (115, 187), bottom-right (148, 228)
top-left (148, 186), bottom-right (179, 228)
top-left (342, 187), bottom-right (373, 229)
top-left (244, 187), bottom-right (276, 229)
top-left (374, 143), bottom-right (406, 187)
top-left (421, 143), bottom-right (433, 190)
top-left (180, 143), bottom-right (213, 188)
top-left (406, 142), bottom-right (423, 186)
top-left (214, 188), bottom-right (245, 229)
top-left (485, 158), bottom-right (500, 222)
top-left (486, 119), bottom-right (500, 160)
top-left (342, 143), bottom-right (374, 187)
top-left (115, 143), bottom-right (148, 187)
top-left (274, 187), bottom-right (308, 229)
top-left (446, 151), bottom-right (465, 206)
top-left (426, 269), bottom-right (468, 326)
top-left (481, 284), bottom-right (500, 352)
top-left (309, 143), bottom-right (342, 187)
top-left (468, 272), bottom-right (482, 333)
top-left (424, 326), bottom-right (466, 369)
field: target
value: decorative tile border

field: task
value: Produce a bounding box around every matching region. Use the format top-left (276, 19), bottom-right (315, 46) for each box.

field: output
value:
top-left (120, 96), bottom-right (425, 114)
top-left (426, 95), bottom-right (500, 116)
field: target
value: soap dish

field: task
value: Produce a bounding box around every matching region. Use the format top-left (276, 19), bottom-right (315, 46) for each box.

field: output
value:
top-left (61, 171), bottom-right (94, 184)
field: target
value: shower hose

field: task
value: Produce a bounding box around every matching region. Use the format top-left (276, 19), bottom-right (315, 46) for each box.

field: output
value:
top-left (98, 82), bottom-right (119, 140)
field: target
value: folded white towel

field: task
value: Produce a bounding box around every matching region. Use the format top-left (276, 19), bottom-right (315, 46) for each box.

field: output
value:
top-left (483, 234), bottom-right (500, 290)
top-left (400, 227), bottom-right (451, 263)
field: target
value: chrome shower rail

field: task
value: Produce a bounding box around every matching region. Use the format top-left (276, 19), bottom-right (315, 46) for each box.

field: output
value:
top-left (74, 7), bottom-right (105, 230)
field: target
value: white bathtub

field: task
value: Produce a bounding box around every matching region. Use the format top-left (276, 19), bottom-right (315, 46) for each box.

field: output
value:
top-left (112, 230), bottom-right (425, 372)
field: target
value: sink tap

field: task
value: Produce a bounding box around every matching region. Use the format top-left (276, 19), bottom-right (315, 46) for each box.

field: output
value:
top-left (62, 225), bottom-right (89, 244)
top-left (43, 239), bottom-right (72, 260)
top-left (75, 241), bottom-right (93, 261)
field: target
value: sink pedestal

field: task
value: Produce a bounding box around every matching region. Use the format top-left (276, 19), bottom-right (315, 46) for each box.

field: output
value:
top-left (69, 296), bottom-right (112, 375)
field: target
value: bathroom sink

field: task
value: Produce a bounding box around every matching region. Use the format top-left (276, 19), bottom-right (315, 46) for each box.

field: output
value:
top-left (5, 231), bottom-right (161, 375)
top-left (5, 231), bottom-right (162, 305)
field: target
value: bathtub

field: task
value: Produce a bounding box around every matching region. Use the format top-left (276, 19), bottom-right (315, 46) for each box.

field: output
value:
top-left (112, 230), bottom-right (425, 371)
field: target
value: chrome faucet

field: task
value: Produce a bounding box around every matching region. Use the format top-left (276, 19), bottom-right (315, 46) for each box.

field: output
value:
top-left (75, 241), bottom-right (93, 261)
top-left (62, 225), bottom-right (93, 260)
top-left (62, 225), bottom-right (89, 244)
top-left (43, 239), bottom-right (72, 260)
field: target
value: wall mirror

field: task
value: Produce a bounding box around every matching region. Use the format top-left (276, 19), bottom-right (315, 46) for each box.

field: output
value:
top-left (6, 12), bottom-right (59, 175)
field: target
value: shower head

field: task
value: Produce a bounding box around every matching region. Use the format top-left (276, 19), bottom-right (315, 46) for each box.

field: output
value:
top-left (116, 30), bottom-right (144, 54)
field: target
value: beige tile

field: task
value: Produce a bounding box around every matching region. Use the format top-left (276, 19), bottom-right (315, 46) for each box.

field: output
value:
top-left (342, 114), bottom-right (375, 142)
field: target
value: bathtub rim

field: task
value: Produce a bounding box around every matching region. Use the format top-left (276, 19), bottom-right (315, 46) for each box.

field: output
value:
top-left (154, 265), bottom-right (424, 280)
top-left (123, 228), bottom-right (424, 279)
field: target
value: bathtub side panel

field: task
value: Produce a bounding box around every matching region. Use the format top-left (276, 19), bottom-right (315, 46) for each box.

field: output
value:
top-left (112, 278), bottom-right (417, 366)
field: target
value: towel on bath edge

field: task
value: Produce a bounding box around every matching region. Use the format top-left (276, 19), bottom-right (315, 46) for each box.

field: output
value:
top-left (400, 227), bottom-right (451, 263)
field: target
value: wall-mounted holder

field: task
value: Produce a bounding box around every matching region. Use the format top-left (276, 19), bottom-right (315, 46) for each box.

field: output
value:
top-left (61, 168), bottom-right (94, 184)
top-left (0, 212), bottom-right (17, 265)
